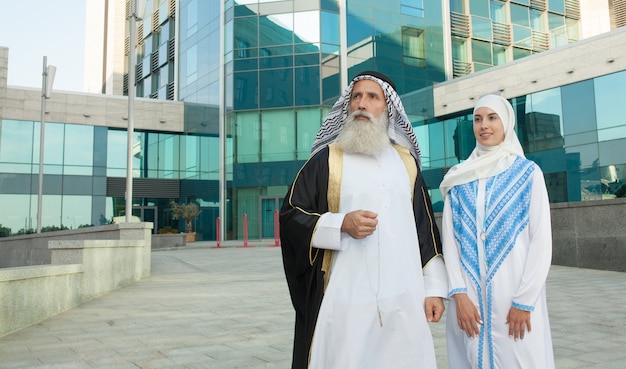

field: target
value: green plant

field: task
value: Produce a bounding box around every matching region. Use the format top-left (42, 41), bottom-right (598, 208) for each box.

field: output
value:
top-left (0, 224), bottom-right (11, 238)
top-left (157, 226), bottom-right (180, 234)
top-left (169, 200), bottom-right (201, 233)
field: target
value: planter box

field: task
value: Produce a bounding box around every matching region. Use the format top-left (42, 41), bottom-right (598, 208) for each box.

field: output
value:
top-left (151, 233), bottom-right (186, 249)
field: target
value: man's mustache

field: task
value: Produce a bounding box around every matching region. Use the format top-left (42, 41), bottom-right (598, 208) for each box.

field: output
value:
top-left (348, 110), bottom-right (375, 121)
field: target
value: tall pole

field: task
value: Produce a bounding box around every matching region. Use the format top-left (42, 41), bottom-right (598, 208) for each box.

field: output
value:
top-left (37, 56), bottom-right (55, 233)
top-left (126, 0), bottom-right (138, 223)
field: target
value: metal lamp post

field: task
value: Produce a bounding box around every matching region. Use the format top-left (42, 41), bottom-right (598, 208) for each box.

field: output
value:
top-left (36, 56), bottom-right (56, 233)
top-left (125, 0), bottom-right (143, 222)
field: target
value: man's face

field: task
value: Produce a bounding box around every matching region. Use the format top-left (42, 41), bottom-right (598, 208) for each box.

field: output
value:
top-left (349, 80), bottom-right (388, 120)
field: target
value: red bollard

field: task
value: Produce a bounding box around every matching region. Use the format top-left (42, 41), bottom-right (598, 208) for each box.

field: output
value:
top-left (211, 217), bottom-right (223, 248)
top-left (238, 213), bottom-right (254, 248)
top-left (269, 210), bottom-right (280, 247)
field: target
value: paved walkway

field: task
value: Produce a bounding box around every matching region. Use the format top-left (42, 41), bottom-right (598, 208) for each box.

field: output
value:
top-left (1, 242), bottom-right (626, 368)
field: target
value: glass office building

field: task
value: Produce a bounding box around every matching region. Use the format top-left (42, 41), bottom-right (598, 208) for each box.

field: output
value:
top-left (3, 0), bottom-right (624, 241)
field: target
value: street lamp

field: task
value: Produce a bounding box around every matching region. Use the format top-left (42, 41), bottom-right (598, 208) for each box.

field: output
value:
top-left (36, 56), bottom-right (56, 233)
top-left (125, 0), bottom-right (144, 222)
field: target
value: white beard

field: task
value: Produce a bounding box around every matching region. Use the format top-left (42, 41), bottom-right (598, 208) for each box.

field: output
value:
top-left (336, 110), bottom-right (390, 155)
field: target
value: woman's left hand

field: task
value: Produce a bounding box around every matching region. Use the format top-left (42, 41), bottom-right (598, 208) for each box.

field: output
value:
top-left (506, 306), bottom-right (531, 340)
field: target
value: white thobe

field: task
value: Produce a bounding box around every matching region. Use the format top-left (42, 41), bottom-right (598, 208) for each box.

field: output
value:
top-left (443, 164), bottom-right (555, 369)
top-left (308, 146), bottom-right (447, 369)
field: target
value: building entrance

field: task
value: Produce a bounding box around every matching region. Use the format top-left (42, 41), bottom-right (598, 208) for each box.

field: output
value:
top-left (258, 197), bottom-right (283, 239)
top-left (133, 206), bottom-right (158, 234)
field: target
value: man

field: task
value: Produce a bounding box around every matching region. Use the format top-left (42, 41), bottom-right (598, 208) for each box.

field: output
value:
top-left (280, 71), bottom-right (447, 369)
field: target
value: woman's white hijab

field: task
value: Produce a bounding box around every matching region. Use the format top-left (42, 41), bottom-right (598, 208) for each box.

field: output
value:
top-left (439, 94), bottom-right (526, 198)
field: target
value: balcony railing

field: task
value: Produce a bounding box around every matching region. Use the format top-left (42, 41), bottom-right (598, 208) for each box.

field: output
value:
top-left (450, 12), bottom-right (470, 38)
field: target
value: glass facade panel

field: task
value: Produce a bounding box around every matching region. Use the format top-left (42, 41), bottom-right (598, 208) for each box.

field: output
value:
top-left (548, 0), bottom-right (565, 14)
top-left (471, 39), bottom-right (492, 65)
top-left (472, 16), bottom-right (493, 40)
top-left (595, 71), bottom-right (626, 131)
top-left (296, 107), bottom-right (322, 160)
top-left (64, 125), bottom-right (94, 175)
top-left (236, 112), bottom-right (261, 163)
top-left (321, 11), bottom-right (340, 45)
top-left (469, 0), bottom-right (489, 17)
top-left (294, 11), bottom-right (320, 44)
top-left (0, 120), bottom-right (35, 174)
top-left (510, 4), bottom-right (530, 27)
top-left (513, 25), bottom-right (532, 48)
top-left (260, 69), bottom-right (293, 108)
top-left (561, 80), bottom-right (596, 136)
top-left (490, 1), bottom-right (506, 23)
top-left (261, 110), bottom-right (296, 162)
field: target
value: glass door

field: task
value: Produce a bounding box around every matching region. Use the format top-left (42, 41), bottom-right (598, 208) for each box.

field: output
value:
top-left (259, 197), bottom-right (282, 239)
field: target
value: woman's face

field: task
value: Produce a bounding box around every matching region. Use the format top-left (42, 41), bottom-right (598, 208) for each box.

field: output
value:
top-left (473, 107), bottom-right (505, 147)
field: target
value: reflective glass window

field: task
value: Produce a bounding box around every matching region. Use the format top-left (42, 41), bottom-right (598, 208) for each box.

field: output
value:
top-left (234, 71), bottom-right (259, 110)
top-left (512, 47), bottom-right (531, 59)
top-left (106, 130), bottom-right (126, 176)
top-left (0, 120), bottom-right (35, 173)
top-left (402, 27), bottom-right (426, 67)
top-left (562, 80), bottom-right (597, 136)
top-left (157, 133), bottom-right (178, 179)
top-left (401, 0), bottom-right (424, 17)
top-left (296, 108), bottom-right (322, 160)
top-left (594, 71), bottom-right (626, 133)
top-left (548, 13), bottom-right (565, 30)
top-left (471, 39), bottom-right (492, 65)
top-left (490, 1), bottom-right (506, 23)
top-left (260, 69), bottom-right (293, 108)
top-left (469, 0), bottom-right (489, 17)
top-left (566, 143), bottom-right (599, 170)
top-left (43, 123), bottom-right (64, 175)
top-left (493, 45), bottom-right (507, 65)
top-left (236, 112), bottom-right (260, 163)
top-left (64, 124), bottom-right (94, 175)
top-left (471, 16), bottom-right (493, 40)
top-left (321, 11), bottom-right (340, 45)
top-left (295, 66), bottom-right (320, 106)
top-left (261, 110), bottom-right (295, 162)
top-left (0, 194), bottom-right (33, 234)
top-left (523, 89), bottom-right (564, 153)
top-left (234, 16), bottom-right (259, 49)
top-left (600, 163), bottom-right (626, 198)
top-left (294, 11), bottom-right (320, 44)
top-left (415, 121), bottom-right (445, 169)
top-left (450, 0), bottom-right (465, 13)
top-left (530, 10), bottom-right (544, 31)
top-left (599, 139), bottom-right (626, 167)
top-left (513, 25), bottom-right (532, 48)
top-left (548, 0), bottom-right (565, 14)
top-left (260, 13), bottom-right (294, 47)
top-left (510, 4), bottom-right (530, 27)
top-left (42, 194), bottom-right (62, 229)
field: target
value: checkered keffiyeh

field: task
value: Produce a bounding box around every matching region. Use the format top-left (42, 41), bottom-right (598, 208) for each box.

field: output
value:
top-left (310, 74), bottom-right (422, 168)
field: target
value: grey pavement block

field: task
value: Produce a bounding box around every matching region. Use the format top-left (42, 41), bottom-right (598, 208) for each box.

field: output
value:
top-left (0, 244), bottom-right (625, 369)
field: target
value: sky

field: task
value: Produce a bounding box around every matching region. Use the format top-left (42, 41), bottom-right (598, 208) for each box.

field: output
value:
top-left (0, 0), bottom-right (86, 92)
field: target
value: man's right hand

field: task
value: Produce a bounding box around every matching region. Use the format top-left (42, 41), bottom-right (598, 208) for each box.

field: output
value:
top-left (341, 210), bottom-right (378, 239)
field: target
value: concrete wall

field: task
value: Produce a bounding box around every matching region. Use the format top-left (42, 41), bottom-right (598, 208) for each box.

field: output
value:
top-left (551, 198), bottom-right (626, 272)
top-left (0, 222), bottom-right (152, 338)
top-left (435, 198), bottom-right (626, 273)
top-left (0, 223), bottom-right (153, 268)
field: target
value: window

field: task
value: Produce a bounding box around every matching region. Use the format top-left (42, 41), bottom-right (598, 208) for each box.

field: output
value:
top-left (402, 27), bottom-right (426, 68)
top-left (401, 0), bottom-right (424, 17)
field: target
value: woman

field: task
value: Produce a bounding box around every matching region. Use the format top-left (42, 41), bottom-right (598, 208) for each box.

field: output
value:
top-left (439, 94), bottom-right (555, 369)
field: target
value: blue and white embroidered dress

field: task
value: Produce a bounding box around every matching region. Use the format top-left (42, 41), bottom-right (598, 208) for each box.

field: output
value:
top-left (443, 156), bottom-right (555, 369)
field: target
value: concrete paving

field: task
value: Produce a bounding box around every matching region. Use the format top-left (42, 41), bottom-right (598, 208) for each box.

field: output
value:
top-left (1, 241), bottom-right (625, 369)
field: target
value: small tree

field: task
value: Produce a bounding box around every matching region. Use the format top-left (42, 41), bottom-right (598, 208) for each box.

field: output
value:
top-left (170, 200), bottom-right (201, 233)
